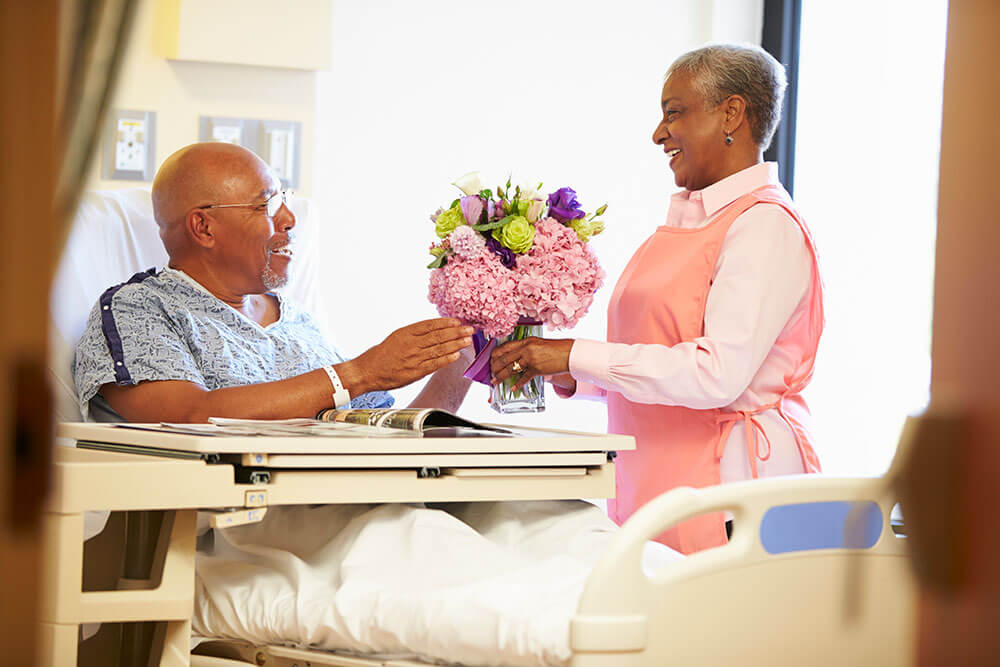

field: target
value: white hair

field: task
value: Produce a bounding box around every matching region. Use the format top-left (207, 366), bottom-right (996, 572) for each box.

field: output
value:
top-left (666, 43), bottom-right (787, 150)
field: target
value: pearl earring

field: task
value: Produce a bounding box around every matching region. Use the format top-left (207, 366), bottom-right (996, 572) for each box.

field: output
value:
top-left (724, 134), bottom-right (734, 146)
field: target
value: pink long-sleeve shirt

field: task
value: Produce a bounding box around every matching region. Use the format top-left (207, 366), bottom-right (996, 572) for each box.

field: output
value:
top-left (568, 162), bottom-right (814, 483)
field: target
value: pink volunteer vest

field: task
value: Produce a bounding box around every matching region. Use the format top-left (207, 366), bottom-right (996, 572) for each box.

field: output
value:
top-left (605, 184), bottom-right (824, 554)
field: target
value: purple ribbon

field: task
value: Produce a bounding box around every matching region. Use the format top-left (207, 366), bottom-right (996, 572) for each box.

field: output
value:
top-left (463, 331), bottom-right (497, 385)
top-left (462, 319), bottom-right (543, 386)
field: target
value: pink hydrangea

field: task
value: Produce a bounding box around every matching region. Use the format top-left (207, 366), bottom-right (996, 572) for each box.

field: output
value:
top-left (447, 225), bottom-right (487, 259)
top-left (428, 249), bottom-right (521, 338)
top-left (514, 217), bottom-right (605, 330)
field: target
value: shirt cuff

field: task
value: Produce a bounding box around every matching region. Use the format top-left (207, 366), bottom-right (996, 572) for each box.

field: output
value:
top-left (568, 339), bottom-right (612, 399)
top-left (560, 380), bottom-right (607, 401)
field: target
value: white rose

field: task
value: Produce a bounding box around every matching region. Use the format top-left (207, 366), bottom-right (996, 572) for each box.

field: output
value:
top-left (525, 198), bottom-right (545, 223)
top-left (452, 171), bottom-right (483, 196)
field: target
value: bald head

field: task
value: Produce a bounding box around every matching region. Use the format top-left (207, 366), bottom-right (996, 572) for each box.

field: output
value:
top-left (152, 143), bottom-right (277, 258)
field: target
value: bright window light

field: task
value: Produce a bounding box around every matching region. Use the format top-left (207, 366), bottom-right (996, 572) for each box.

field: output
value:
top-left (794, 0), bottom-right (949, 475)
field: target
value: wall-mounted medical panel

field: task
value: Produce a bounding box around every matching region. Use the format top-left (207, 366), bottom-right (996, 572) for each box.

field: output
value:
top-left (199, 116), bottom-right (251, 146)
top-left (198, 116), bottom-right (302, 189)
top-left (258, 120), bottom-right (301, 189)
top-left (101, 109), bottom-right (157, 181)
top-left (155, 0), bottom-right (331, 71)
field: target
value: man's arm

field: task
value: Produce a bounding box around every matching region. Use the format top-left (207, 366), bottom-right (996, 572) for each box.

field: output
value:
top-left (101, 318), bottom-right (474, 422)
top-left (407, 346), bottom-right (474, 412)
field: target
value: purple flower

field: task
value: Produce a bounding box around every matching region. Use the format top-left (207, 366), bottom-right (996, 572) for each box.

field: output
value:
top-left (546, 187), bottom-right (586, 223)
top-left (460, 195), bottom-right (486, 226)
top-left (485, 235), bottom-right (517, 269)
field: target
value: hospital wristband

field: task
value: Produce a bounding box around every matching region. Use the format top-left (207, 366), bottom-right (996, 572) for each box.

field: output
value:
top-left (322, 364), bottom-right (351, 409)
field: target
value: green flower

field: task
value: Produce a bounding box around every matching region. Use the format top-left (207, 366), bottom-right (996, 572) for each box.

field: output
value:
top-left (492, 215), bottom-right (535, 253)
top-left (435, 204), bottom-right (466, 239)
top-left (570, 218), bottom-right (605, 243)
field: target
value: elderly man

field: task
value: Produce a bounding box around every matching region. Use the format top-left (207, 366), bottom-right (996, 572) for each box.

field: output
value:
top-left (73, 142), bottom-right (473, 422)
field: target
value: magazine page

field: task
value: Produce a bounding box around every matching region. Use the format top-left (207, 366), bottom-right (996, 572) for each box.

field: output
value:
top-left (319, 408), bottom-right (432, 430)
top-left (188, 417), bottom-right (420, 438)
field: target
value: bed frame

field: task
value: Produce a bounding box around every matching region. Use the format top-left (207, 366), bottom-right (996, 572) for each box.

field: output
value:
top-left (42, 423), bottom-right (916, 666)
top-left (192, 478), bottom-right (915, 667)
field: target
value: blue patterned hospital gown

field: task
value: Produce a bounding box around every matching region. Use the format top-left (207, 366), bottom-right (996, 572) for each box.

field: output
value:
top-left (73, 267), bottom-right (393, 421)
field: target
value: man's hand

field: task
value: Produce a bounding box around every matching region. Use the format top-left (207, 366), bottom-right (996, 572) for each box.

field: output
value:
top-left (490, 337), bottom-right (575, 393)
top-left (341, 318), bottom-right (474, 395)
top-left (408, 345), bottom-right (475, 411)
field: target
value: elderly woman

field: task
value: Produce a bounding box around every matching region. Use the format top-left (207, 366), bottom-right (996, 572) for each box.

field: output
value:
top-left (490, 43), bottom-right (824, 555)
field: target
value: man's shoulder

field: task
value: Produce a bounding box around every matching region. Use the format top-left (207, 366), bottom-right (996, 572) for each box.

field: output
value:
top-left (99, 268), bottom-right (162, 305)
top-left (102, 268), bottom-right (208, 313)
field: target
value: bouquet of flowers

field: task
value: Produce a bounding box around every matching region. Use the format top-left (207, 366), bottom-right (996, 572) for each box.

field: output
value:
top-left (427, 171), bottom-right (608, 412)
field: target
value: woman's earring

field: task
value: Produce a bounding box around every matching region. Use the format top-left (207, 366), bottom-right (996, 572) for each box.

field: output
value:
top-left (724, 133), bottom-right (734, 146)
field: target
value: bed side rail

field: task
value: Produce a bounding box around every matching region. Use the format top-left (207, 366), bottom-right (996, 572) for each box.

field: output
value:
top-left (570, 476), bottom-right (916, 666)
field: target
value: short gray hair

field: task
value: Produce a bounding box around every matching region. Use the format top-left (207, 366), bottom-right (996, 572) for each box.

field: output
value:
top-left (666, 43), bottom-right (787, 150)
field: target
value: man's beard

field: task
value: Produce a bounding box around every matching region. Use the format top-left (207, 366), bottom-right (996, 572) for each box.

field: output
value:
top-left (261, 251), bottom-right (289, 290)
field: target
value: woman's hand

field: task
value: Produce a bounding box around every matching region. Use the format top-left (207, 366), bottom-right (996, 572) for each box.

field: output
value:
top-left (547, 372), bottom-right (579, 397)
top-left (490, 338), bottom-right (575, 393)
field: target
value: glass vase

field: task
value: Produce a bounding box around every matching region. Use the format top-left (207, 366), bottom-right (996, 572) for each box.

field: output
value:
top-left (490, 323), bottom-right (546, 413)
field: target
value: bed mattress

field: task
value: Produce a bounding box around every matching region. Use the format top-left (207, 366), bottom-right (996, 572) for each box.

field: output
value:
top-left (193, 500), bottom-right (681, 666)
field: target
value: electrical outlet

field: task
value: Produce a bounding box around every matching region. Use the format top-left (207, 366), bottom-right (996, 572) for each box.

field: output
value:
top-left (102, 109), bottom-right (156, 181)
top-left (115, 119), bottom-right (147, 171)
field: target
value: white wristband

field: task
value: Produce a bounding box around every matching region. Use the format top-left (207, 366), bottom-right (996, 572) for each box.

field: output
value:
top-left (322, 364), bottom-right (351, 409)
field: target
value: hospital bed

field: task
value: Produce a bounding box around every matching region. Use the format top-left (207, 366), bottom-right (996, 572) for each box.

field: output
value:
top-left (40, 189), bottom-right (917, 666)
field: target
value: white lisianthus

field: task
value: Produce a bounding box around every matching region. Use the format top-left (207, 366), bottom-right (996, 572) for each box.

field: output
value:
top-left (452, 171), bottom-right (483, 196)
top-left (525, 198), bottom-right (545, 223)
top-left (518, 181), bottom-right (543, 202)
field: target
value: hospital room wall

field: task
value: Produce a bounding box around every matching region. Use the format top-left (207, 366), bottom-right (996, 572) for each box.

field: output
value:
top-left (86, 0), bottom-right (318, 196)
top-left (311, 0), bottom-right (762, 431)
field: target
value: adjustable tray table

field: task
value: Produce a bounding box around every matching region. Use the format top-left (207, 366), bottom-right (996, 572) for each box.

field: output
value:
top-left (55, 421), bottom-right (631, 506)
top-left (41, 422), bottom-right (633, 666)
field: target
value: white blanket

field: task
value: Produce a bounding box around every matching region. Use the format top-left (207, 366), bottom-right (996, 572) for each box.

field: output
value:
top-left (193, 501), bottom-right (682, 666)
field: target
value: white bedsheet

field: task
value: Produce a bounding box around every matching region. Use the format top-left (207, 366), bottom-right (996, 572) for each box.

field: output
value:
top-left (193, 500), bottom-right (682, 666)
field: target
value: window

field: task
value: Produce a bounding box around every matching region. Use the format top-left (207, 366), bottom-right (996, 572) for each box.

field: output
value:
top-left (792, 0), bottom-right (949, 474)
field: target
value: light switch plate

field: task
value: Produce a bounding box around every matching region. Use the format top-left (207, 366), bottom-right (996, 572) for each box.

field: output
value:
top-left (102, 109), bottom-right (156, 181)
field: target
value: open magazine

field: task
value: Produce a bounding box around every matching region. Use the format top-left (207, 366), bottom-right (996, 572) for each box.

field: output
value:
top-left (148, 410), bottom-right (513, 438)
top-left (316, 408), bottom-right (512, 435)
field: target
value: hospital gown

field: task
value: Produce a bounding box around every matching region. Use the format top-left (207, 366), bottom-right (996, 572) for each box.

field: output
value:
top-left (72, 266), bottom-right (393, 421)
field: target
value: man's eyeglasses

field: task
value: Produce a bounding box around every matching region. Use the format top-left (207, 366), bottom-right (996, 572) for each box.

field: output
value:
top-left (198, 190), bottom-right (289, 218)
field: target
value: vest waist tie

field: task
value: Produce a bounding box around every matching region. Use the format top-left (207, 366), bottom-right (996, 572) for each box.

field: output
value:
top-left (716, 404), bottom-right (777, 480)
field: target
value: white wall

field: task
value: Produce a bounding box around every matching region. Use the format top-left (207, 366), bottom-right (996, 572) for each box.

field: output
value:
top-left (89, 0), bottom-right (318, 194)
top-left (314, 0), bottom-right (762, 430)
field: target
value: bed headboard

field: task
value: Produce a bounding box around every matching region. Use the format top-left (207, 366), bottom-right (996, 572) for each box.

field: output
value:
top-left (49, 188), bottom-right (325, 422)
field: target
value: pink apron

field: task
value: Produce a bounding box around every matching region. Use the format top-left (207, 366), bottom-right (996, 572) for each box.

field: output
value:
top-left (605, 184), bottom-right (824, 554)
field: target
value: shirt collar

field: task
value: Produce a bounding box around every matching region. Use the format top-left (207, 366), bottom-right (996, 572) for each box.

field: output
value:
top-left (162, 266), bottom-right (215, 297)
top-left (699, 162), bottom-right (781, 218)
